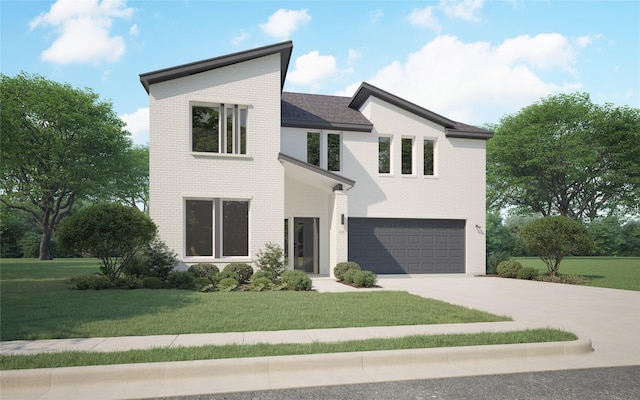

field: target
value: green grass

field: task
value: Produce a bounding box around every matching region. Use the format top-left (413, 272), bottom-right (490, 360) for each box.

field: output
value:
top-left (0, 329), bottom-right (576, 370)
top-left (514, 257), bottom-right (640, 291)
top-left (0, 258), bottom-right (509, 341)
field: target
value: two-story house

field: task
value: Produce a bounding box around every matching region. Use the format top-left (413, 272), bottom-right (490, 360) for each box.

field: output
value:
top-left (140, 41), bottom-right (493, 277)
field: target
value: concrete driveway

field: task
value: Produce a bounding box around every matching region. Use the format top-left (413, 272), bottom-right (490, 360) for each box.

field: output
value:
top-left (375, 275), bottom-right (640, 368)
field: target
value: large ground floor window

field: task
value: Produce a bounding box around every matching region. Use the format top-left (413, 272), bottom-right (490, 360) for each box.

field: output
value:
top-left (185, 199), bottom-right (249, 257)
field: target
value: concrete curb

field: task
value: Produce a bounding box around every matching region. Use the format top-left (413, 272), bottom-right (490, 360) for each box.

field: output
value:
top-left (1, 337), bottom-right (592, 400)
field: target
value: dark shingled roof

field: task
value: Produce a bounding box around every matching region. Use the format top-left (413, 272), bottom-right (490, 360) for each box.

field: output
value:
top-left (281, 92), bottom-right (373, 132)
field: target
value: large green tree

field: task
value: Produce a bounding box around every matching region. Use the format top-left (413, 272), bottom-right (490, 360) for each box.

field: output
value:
top-left (0, 72), bottom-right (133, 260)
top-left (487, 93), bottom-right (640, 221)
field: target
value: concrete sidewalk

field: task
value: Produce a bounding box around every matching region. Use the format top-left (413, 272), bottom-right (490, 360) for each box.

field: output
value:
top-left (1, 276), bottom-right (638, 400)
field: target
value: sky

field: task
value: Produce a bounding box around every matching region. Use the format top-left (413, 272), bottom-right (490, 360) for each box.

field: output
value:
top-left (2, 0), bottom-right (639, 145)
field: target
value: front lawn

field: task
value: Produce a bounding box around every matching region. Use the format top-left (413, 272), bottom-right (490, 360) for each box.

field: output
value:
top-left (514, 257), bottom-right (640, 291)
top-left (0, 259), bottom-right (509, 341)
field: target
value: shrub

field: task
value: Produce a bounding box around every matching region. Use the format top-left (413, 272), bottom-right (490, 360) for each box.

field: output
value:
top-left (350, 270), bottom-right (378, 288)
top-left (145, 238), bottom-right (178, 280)
top-left (516, 267), bottom-right (539, 280)
top-left (520, 216), bottom-right (592, 276)
top-left (115, 275), bottom-right (144, 289)
top-left (193, 277), bottom-right (214, 292)
top-left (281, 270), bottom-right (312, 291)
top-left (188, 263), bottom-right (219, 283)
top-left (251, 277), bottom-right (273, 292)
top-left (167, 271), bottom-right (196, 290)
top-left (67, 274), bottom-right (112, 290)
top-left (343, 268), bottom-right (359, 285)
top-left (214, 270), bottom-right (237, 284)
top-left (142, 276), bottom-right (165, 289)
top-left (256, 242), bottom-right (285, 279)
top-left (497, 260), bottom-right (522, 278)
top-left (334, 262), bottom-right (361, 281)
top-left (251, 270), bottom-right (275, 282)
top-left (224, 263), bottom-right (253, 284)
top-left (217, 277), bottom-right (239, 292)
top-left (58, 203), bottom-right (157, 283)
top-left (122, 253), bottom-right (150, 278)
top-left (560, 274), bottom-right (586, 285)
top-left (487, 252), bottom-right (510, 274)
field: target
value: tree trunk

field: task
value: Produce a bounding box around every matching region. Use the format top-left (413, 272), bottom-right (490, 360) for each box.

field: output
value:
top-left (39, 226), bottom-right (53, 260)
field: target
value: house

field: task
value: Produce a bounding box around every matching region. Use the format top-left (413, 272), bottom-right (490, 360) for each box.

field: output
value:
top-left (139, 41), bottom-right (493, 277)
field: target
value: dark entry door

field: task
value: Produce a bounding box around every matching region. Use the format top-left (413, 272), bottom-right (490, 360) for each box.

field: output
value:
top-left (294, 218), bottom-right (318, 273)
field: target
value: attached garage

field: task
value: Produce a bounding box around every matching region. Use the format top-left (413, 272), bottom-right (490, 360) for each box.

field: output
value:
top-left (348, 218), bottom-right (466, 274)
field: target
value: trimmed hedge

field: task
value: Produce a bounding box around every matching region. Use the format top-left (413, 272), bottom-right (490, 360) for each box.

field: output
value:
top-left (334, 262), bottom-right (361, 281)
top-left (223, 263), bottom-right (253, 284)
top-left (281, 270), bottom-right (312, 291)
top-left (188, 263), bottom-right (219, 283)
top-left (497, 260), bottom-right (522, 278)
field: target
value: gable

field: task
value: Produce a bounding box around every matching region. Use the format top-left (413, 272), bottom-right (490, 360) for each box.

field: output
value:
top-left (349, 82), bottom-right (493, 140)
top-left (140, 41), bottom-right (293, 94)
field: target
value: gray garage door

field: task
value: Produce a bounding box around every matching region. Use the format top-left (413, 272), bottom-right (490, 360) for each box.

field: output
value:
top-left (348, 218), bottom-right (465, 274)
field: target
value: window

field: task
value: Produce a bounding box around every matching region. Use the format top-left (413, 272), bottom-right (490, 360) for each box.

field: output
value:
top-left (307, 132), bottom-right (320, 167)
top-left (185, 199), bottom-right (249, 257)
top-left (401, 137), bottom-right (413, 175)
top-left (307, 132), bottom-right (341, 171)
top-left (423, 139), bottom-right (434, 176)
top-left (378, 136), bottom-right (391, 174)
top-left (327, 133), bottom-right (341, 171)
top-left (192, 104), bottom-right (246, 154)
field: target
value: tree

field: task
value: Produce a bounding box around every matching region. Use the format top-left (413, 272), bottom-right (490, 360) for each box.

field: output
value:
top-left (520, 216), bottom-right (593, 276)
top-left (58, 203), bottom-right (157, 282)
top-left (109, 145), bottom-right (149, 213)
top-left (487, 93), bottom-right (640, 221)
top-left (587, 216), bottom-right (623, 256)
top-left (1, 72), bottom-right (133, 259)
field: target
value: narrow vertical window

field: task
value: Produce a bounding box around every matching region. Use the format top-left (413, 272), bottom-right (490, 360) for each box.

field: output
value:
top-left (284, 219), bottom-right (289, 266)
top-left (402, 137), bottom-right (413, 175)
top-left (327, 133), bottom-right (341, 171)
top-left (307, 132), bottom-right (320, 167)
top-left (424, 139), bottom-right (434, 176)
top-left (222, 200), bottom-right (249, 256)
top-left (185, 200), bottom-right (213, 256)
top-left (192, 106), bottom-right (219, 153)
top-left (225, 106), bottom-right (234, 154)
top-left (378, 136), bottom-right (391, 174)
top-left (239, 108), bottom-right (247, 154)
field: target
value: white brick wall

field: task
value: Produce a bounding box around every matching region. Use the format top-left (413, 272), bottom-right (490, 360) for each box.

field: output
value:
top-left (280, 96), bottom-right (487, 275)
top-left (148, 54), bottom-right (284, 267)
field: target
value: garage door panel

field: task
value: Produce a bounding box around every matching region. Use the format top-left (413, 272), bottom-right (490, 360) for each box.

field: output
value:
top-left (348, 218), bottom-right (465, 274)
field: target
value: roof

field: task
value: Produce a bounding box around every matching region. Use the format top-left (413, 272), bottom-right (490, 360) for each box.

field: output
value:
top-left (281, 92), bottom-right (373, 132)
top-left (278, 153), bottom-right (355, 190)
top-left (349, 82), bottom-right (493, 140)
top-left (139, 41), bottom-right (293, 94)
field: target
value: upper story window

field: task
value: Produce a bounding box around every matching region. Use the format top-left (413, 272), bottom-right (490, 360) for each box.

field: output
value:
top-left (423, 139), bottom-right (435, 176)
top-left (378, 136), bottom-right (391, 174)
top-left (401, 137), bottom-right (414, 175)
top-left (307, 132), bottom-right (320, 167)
top-left (192, 104), bottom-right (247, 154)
top-left (307, 131), bottom-right (341, 171)
top-left (327, 133), bottom-right (341, 172)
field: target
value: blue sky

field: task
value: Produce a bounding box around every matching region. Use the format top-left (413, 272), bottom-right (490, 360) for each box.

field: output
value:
top-left (2, 0), bottom-right (639, 144)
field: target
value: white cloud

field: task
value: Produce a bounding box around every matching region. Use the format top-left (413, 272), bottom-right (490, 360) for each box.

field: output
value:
top-left (369, 9), bottom-right (384, 23)
top-left (343, 34), bottom-right (581, 125)
top-left (259, 9), bottom-right (310, 40)
top-left (232, 31), bottom-right (250, 45)
top-left (129, 23), bottom-right (139, 36)
top-left (440, 0), bottom-right (484, 22)
top-left (347, 49), bottom-right (362, 67)
top-left (408, 7), bottom-right (441, 31)
top-left (287, 51), bottom-right (338, 86)
top-left (576, 33), bottom-right (603, 48)
top-left (120, 107), bottom-right (149, 145)
top-left (30, 0), bottom-right (134, 65)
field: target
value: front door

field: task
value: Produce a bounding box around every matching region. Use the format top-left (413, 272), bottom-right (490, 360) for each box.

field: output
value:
top-left (294, 218), bottom-right (318, 273)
